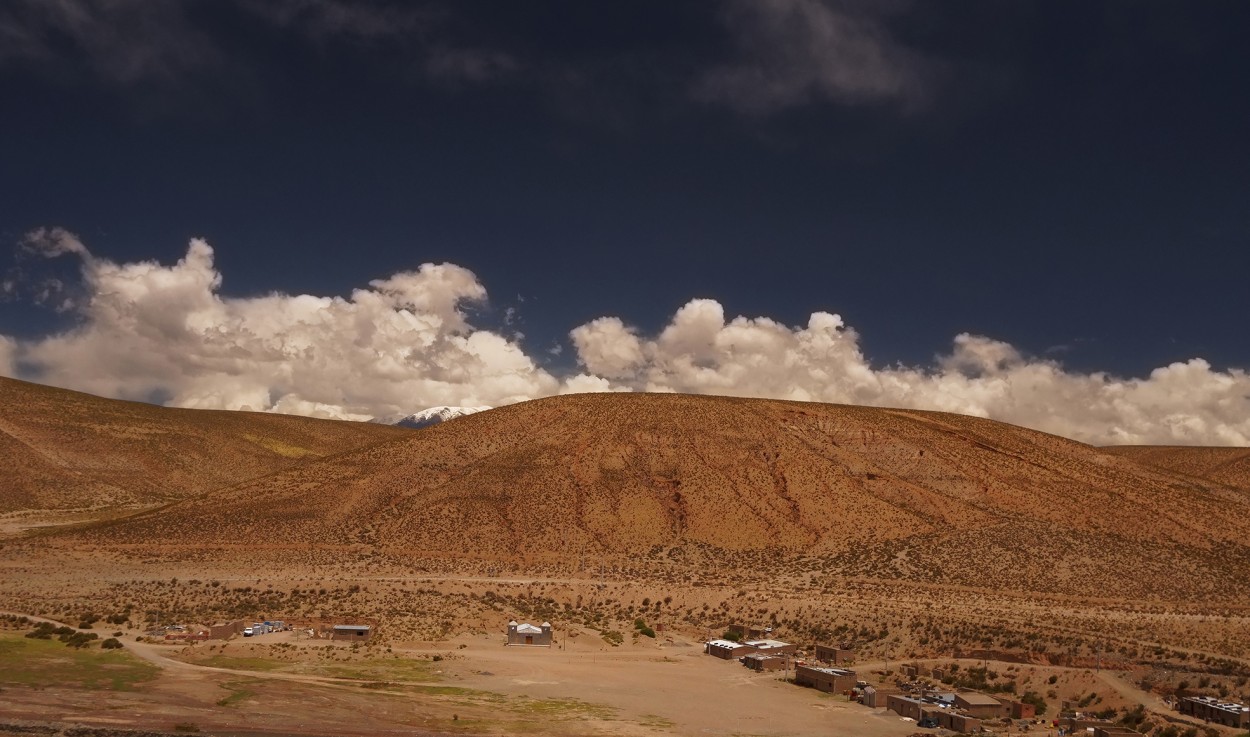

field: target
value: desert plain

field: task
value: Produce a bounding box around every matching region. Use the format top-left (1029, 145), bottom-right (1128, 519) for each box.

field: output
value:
top-left (2, 376), bottom-right (1249, 737)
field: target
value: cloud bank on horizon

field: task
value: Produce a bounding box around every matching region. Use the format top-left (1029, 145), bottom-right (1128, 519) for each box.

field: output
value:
top-left (4, 230), bottom-right (1248, 447)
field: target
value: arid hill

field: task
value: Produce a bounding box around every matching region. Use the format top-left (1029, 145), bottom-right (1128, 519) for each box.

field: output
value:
top-left (1102, 445), bottom-right (1250, 492)
top-left (0, 376), bottom-right (410, 513)
top-left (69, 392), bottom-right (1250, 599)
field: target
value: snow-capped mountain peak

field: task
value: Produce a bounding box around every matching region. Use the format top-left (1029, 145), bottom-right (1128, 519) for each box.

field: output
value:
top-left (377, 405), bottom-right (492, 429)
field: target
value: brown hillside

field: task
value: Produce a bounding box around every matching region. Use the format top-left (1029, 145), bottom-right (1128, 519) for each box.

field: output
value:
top-left (76, 393), bottom-right (1250, 598)
top-left (1103, 445), bottom-right (1250, 492)
top-left (0, 376), bottom-right (411, 513)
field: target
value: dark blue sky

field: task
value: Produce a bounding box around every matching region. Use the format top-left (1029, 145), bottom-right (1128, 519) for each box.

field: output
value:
top-left (3, 0), bottom-right (1248, 378)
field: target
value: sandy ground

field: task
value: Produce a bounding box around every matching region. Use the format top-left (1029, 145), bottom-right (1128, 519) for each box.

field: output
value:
top-left (0, 610), bottom-right (924, 737)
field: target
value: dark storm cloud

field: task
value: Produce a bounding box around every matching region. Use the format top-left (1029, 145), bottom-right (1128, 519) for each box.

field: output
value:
top-left (0, 0), bottom-right (517, 88)
top-left (0, 0), bottom-right (226, 85)
top-left (1, 1), bottom-right (937, 114)
top-left (697, 0), bottom-right (932, 114)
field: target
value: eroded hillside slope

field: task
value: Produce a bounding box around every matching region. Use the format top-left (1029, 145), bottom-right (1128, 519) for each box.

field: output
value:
top-left (1103, 445), bottom-right (1250, 492)
top-left (0, 376), bottom-right (411, 512)
top-left (75, 393), bottom-right (1250, 598)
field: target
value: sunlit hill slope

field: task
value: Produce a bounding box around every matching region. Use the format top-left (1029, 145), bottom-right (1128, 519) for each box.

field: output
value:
top-left (58, 391), bottom-right (1250, 600)
top-left (0, 376), bottom-right (410, 512)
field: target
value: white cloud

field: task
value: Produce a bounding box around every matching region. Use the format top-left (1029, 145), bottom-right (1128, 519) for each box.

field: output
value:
top-left (5, 230), bottom-right (1249, 446)
top-left (6, 232), bottom-right (557, 420)
top-left (697, 0), bottom-right (930, 114)
top-left (21, 227), bottom-right (90, 258)
top-left (567, 302), bottom-right (1250, 446)
top-left (568, 317), bottom-right (645, 379)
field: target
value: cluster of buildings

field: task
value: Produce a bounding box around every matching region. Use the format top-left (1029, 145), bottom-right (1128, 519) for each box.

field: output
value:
top-left (242, 620), bottom-right (287, 637)
top-left (1179, 695), bottom-right (1250, 729)
top-left (877, 688), bottom-right (1037, 733)
top-left (150, 618), bottom-right (371, 642)
top-left (701, 637), bottom-right (1061, 733)
top-left (703, 633), bottom-right (864, 703)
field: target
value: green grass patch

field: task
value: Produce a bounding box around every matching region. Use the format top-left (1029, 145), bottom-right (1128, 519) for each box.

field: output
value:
top-left (357, 682), bottom-right (497, 699)
top-left (183, 654), bottom-right (288, 672)
top-left (215, 679), bottom-right (261, 707)
top-left (305, 658), bottom-right (440, 682)
top-left (0, 633), bottom-right (158, 691)
top-left (179, 653), bottom-right (442, 683)
top-left (510, 697), bottom-right (617, 720)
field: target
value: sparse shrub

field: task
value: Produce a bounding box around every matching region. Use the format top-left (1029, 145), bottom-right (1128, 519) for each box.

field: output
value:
top-left (1120, 704), bottom-right (1146, 729)
top-left (1020, 691), bottom-right (1047, 716)
top-left (62, 631), bottom-right (99, 648)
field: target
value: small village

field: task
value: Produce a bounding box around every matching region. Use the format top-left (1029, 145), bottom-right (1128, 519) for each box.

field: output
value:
top-left (133, 613), bottom-right (1250, 736)
top-left (693, 626), bottom-right (1250, 736)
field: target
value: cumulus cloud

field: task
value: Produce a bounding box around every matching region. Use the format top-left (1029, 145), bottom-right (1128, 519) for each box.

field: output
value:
top-left (567, 302), bottom-right (1250, 447)
top-left (697, 0), bottom-right (930, 114)
top-left (3, 231), bottom-right (557, 419)
top-left (569, 317), bottom-right (645, 380)
top-left (4, 230), bottom-right (1249, 446)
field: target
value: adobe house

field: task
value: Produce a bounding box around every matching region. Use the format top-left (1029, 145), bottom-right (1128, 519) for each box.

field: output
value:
top-left (938, 712), bottom-right (982, 733)
top-left (794, 665), bottom-right (857, 694)
top-left (1009, 700), bottom-right (1037, 719)
top-left (861, 684), bottom-right (899, 708)
top-left (705, 639), bottom-right (757, 659)
top-left (506, 620), bottom-right (552, 646)
top-left (207, 620), bottom-right (247, 640)
top-left (331, 624), bottom-right (372, 641)
top-left (1179, 696), bottom-right (1250, 728)
top-left (886, 694), bottom-right (927, 721)
top-left (743, 639), bottom-right (797, 655)
top-left (954, 691), bottom-right (1008, 719)
top-left (726, 624), bottom-right (768, 640)
top-left (741, 653), bottom-right (788, 672)
top-left (814, 644), bottom-right (856, 665)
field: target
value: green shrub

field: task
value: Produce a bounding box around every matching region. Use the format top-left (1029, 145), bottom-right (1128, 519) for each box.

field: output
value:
top-left (1020, 691), bottom-right (1047, 716)
top-left (61, 631), bottom-right (99, 648)
top-left (101, 638), bottom-right (124, 650)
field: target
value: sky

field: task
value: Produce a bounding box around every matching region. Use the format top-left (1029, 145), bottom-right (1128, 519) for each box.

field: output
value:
top-left (1, 1), bottom-right (1249, 445)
